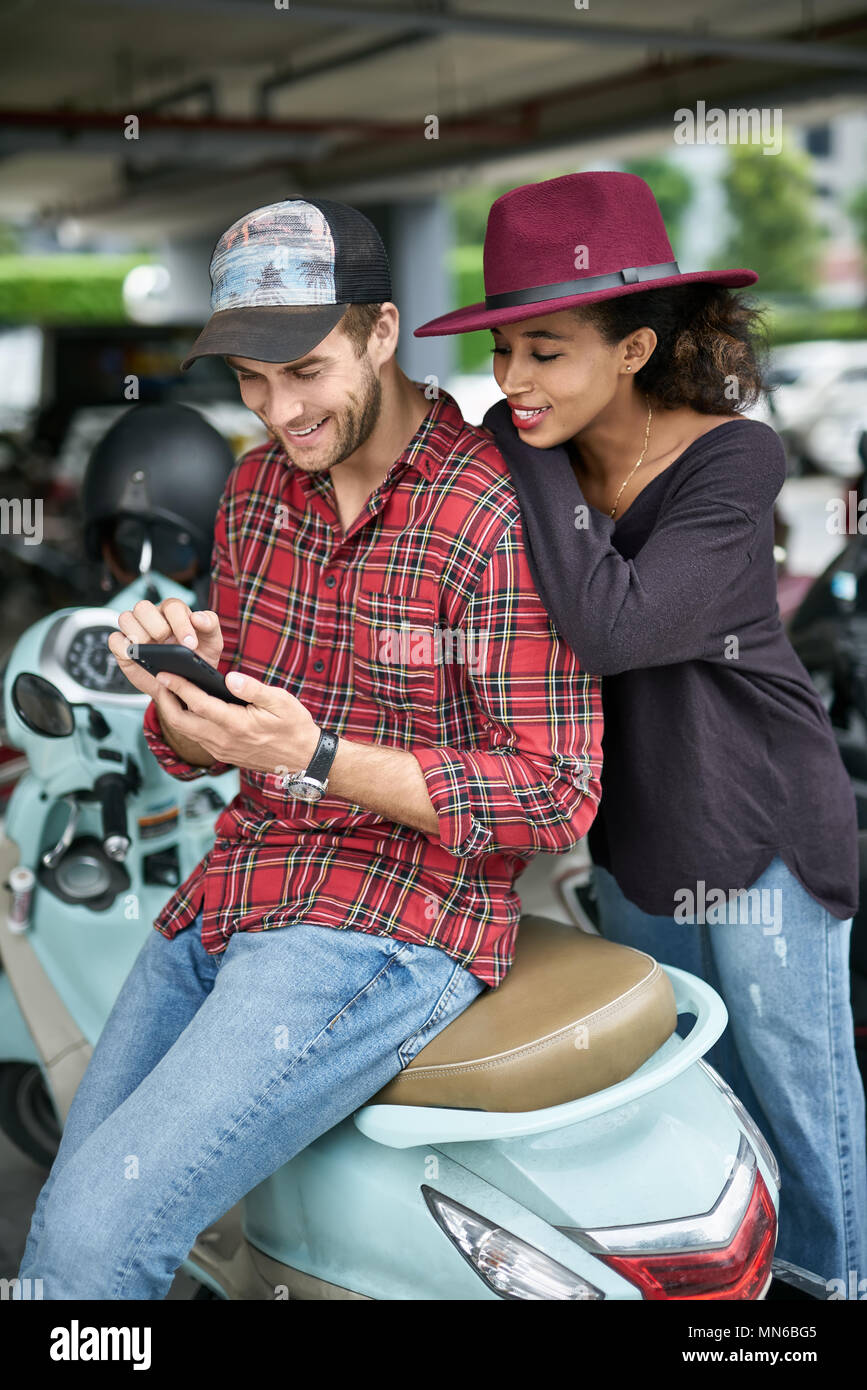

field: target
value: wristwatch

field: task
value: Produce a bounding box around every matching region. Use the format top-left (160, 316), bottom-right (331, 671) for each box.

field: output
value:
top-left (276, 729), bottom-right (339, 802)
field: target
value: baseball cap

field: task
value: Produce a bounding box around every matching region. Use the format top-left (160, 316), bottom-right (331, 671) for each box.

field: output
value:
top-left (181, 198), bottom-right (393, 371)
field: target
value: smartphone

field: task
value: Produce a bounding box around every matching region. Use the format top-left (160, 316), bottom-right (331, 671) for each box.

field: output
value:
top-left (125, 642), bottom-right (249, 706)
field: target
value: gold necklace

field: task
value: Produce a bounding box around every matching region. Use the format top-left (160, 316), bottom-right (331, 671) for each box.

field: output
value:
top-left (609, 400), bottom-right (653, 519)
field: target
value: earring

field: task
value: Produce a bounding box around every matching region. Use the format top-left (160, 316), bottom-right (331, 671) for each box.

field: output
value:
top-left (626, 366), bottom-right (632, 372)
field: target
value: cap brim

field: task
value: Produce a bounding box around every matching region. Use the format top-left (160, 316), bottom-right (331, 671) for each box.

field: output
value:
top-left (181, 304), bottom-right (349, 370)
top-left (413, 269), bottom-right (759, 337)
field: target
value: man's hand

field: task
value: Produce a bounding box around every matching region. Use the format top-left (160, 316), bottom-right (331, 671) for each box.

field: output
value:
top-left (107, 597), bottom-right (224, 699)
top-left (107, 598), bottom-right (227, 765)
top-left (146, 667), bottom-right (321, 781)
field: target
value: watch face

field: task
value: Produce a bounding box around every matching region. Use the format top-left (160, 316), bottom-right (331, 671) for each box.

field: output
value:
top-left (285, 777), bottom-right (323, 802)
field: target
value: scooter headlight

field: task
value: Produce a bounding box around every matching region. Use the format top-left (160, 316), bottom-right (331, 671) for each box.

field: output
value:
top-left (422, 1186), bottom-right (604, 1300)
top-left (697, 1058), bottom-right (781, 1191)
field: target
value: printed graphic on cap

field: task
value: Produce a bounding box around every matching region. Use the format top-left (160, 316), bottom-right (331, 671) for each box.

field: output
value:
top-left (209, 201), bottom-right (337, 310)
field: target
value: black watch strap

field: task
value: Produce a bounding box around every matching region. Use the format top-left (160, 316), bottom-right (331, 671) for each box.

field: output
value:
top-left (306, 730), bottom-right (339, 782)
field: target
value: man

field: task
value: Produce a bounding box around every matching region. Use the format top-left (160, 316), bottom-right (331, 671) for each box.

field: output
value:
top-left (18, 198), bottom-right (603, 1299)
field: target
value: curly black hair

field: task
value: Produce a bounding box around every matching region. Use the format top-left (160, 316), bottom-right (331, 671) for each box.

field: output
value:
top-left (574, 284), bottom-right (769, 414)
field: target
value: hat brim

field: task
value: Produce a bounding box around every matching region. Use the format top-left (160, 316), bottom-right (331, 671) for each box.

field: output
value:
top-left (413, 269), bottom-right (759, 337)
top-left (181, 304), bottom-right (349, 370)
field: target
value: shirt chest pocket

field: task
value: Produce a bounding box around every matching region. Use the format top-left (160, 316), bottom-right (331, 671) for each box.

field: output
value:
top-left (352, 587), bottom-right (439, 726)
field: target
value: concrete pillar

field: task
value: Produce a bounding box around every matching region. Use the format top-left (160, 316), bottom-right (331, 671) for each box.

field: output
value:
top-left (386, 198), bottom-right (456, 388)
top-left (151, 236), bottom-right (216, 324)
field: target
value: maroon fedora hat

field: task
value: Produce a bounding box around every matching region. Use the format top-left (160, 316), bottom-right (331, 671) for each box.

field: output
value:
top-left (414, 171), bottom-right (757, 338)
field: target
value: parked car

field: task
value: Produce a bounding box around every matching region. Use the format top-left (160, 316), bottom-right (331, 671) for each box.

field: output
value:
top-left (802, 369), bottom-right (867, 478)
top-left (759, 340), bottom-right (867, 475)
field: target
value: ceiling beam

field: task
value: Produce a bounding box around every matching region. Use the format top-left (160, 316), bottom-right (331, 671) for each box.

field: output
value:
top-left (0, 106), bottom-right (525, 145)
top-left (44, 47), bottom-right (867, 236)
top-left (99, 0), bottom-right (867, 72)
top-left (259, 31), bottom-right (433, 115)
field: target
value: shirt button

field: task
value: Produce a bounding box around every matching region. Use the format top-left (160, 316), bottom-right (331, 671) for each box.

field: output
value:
top-left (313, 659), bottom-right (325, 673)
top-left (324, 574), bottom-right (336, 588)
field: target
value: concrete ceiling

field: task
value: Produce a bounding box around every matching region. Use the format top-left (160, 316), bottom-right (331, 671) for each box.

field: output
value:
top-left (1, 0), bottom-right (866, 239)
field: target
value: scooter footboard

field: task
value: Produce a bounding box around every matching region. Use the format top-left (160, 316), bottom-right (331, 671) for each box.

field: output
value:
top-left (354, 964), bottom-right (729, 1148)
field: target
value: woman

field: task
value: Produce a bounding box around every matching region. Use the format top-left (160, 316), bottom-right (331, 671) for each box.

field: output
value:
top-left (414, 170), bottom-right (867, 1285)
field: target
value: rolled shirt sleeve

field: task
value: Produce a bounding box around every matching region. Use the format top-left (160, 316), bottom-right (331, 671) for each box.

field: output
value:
top-left (412, 520), bottom-right (603, 860)
top-left (142, 698), bottom-right (234, 780)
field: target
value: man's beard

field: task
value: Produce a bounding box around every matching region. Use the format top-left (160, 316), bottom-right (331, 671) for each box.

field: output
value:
top-left (274, 355), bottom-right (382, 471)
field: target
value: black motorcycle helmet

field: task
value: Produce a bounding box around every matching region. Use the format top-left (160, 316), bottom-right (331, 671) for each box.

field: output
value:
top-left (81, 403), bottom-right (236, 599)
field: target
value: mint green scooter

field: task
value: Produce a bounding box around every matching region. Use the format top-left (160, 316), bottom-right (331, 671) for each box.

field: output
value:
top-left (0, 567), bottom-right (784, 1299)
top-left (0, 394), bottom-right (793, 1300)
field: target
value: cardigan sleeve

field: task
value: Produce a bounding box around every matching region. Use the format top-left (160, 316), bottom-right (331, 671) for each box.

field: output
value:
top-left (484, 403), bottom-right (787, 676)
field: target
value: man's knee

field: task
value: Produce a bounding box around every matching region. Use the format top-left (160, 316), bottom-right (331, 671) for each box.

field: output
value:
top-left (34, 1146), bottom-right (150, 1279)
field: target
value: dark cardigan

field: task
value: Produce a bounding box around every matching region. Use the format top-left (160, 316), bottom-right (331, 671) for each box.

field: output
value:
top-left (484, 399), bottom-right (859, 921)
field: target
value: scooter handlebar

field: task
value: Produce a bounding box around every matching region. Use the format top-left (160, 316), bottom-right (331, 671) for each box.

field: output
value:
top-left (94, 772), bottom-right (131, 862)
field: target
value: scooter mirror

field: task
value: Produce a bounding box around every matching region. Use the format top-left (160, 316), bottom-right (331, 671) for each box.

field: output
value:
top-left (12, 672), bottom-right (76, 738)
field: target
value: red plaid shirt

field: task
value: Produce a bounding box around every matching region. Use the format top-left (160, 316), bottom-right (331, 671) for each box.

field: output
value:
top-left (142, 388), bottom-right (603, 987)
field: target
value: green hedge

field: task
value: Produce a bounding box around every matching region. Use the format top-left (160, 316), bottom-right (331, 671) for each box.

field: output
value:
top-left (762, 303), bottom-right (867, 345)
top-left (0, 255), bottom-right (144, 323)
top-left (451, 244), bottom-right (489, 372)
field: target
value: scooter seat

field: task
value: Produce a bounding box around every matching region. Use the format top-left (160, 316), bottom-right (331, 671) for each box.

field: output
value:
top-left (368, 914), bottom-right (677, 1112)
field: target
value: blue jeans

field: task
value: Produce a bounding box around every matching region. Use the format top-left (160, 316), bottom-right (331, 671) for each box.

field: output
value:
top-left (592, 854), bottom-right (867, 1286)
top-left (16, 911), bottom-right (484, 1299)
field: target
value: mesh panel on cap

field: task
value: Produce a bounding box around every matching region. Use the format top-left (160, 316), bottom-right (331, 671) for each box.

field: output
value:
top-left (308, 198), bottom-right (393, 303)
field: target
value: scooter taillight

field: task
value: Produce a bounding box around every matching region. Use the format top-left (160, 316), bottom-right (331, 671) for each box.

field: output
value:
top-left (598, 1169), bottom-right (776, 1300)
